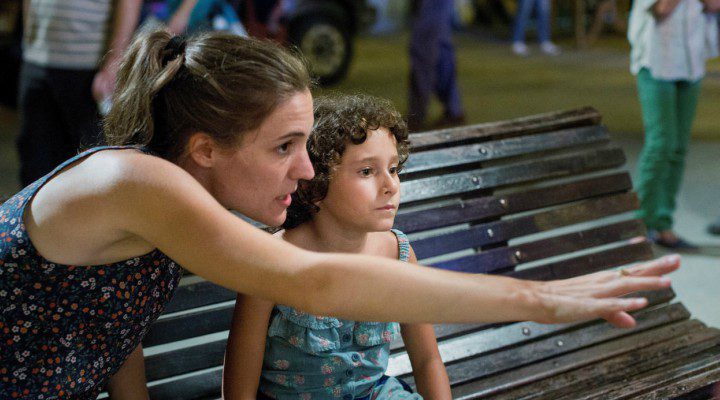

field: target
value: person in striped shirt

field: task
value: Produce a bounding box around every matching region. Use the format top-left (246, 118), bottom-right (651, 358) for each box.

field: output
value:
top-left (17, 0), bottom-right (142, 186)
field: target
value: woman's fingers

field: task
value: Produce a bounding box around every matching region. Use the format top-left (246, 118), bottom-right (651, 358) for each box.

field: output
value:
top-left (626, 254), bottom-right (681, 277)
top-left (602, 311), bottom-right (637, 329)
top-left (579, 276), bottom-right (672, 298)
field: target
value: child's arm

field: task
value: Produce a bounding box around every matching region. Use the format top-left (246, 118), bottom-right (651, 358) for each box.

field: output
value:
top-left (400, 244), bottom-right (452, 399)
top-left (401, 323), bottom-right (451, 399)
top-left (222, 294), bottom-right (275, 400)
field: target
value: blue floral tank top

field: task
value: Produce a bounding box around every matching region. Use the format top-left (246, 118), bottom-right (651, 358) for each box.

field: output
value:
top-left (260, 229), bottom-right (421, 400)
top-left (0, 146), bottom-right (183, 399)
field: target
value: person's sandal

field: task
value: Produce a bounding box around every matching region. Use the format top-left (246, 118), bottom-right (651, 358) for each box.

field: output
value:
top-left (648, 230), bottom-right (699, 251)
top-left (708, 217), bottom-right (720, 235)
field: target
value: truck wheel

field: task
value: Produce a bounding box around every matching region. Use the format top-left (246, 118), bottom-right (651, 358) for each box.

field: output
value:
top-left (289, 14), bottom-right (352, 86)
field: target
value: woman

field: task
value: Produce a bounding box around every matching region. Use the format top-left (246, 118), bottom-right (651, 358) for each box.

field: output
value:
top-left (0, 27), bottom-right (678, 399)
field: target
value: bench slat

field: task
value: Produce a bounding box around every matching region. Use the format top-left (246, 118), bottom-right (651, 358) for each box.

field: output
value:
top-left (163, 282), bottom-right (236, 315)
top-left (148, 367), bottom-right (222, 400)
top-left (394, 173), bottom-right (632, 233)
top-left (412, 192), bottom-right (638, 260)
top-left (578, 345), bottom-right (720, 400)
top-left (410, 107), bottom-right (601, 151)
top-left (401, 302), bottom-right (691, 387)
top-left (401, 148), bottom-right (626, 204)
top-left (403, 126), bottom-right (608, 177)
top-left (462, 320), bottom-right (718, 400)
top-left (143, 306), bottom-right (233, 348)
top-left (451, 319), bottom-right (716, 399)
top-left (510, 241), bottom-right (654, 281)
top-left (434, 220), bottom-right (645, 273)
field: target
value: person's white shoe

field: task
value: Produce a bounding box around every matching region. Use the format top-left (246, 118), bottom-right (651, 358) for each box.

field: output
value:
top-left (540, 41), bottom-right (561, 55)
top-left (512, 42), bottom-right (529, 56)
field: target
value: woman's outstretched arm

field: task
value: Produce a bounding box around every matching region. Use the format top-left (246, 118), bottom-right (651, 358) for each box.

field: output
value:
top-left (107, 153), bottom-right (678, 326)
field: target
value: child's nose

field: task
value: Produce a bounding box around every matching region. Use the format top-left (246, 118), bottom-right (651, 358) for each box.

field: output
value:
top-left (383, 173), bottom-right (399, 194)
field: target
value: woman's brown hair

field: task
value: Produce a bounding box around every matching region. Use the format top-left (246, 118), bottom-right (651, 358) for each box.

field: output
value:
top-left (283, 94), bottom-right (410, 229)
top-left (104, 26), bottom-right (311, 161)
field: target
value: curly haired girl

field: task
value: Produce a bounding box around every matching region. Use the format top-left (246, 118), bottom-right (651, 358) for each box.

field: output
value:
top-left (222, 94), bottom-right (451, 399)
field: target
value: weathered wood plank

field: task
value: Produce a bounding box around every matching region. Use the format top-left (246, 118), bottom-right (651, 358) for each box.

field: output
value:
top-left (394, 173), bottom-right (633, 233)
top-left (579, 345), bottom-right (720, 400)
top-left (456, 321), bottom-right (718, 399)
top-left (403, 126), bottom-right (608, 177)
top-left (148, 367), bottom-right (222, 400)
top-left (401, 148), bottom-right (626, 204)
top-left (412, 192), bottom-right (639, 260)
top-left (410, 107), bottom-right (602, 151)
top-left (142, 306), bottom-right (233, 347)
top-left (510, 241), bottom-right (655, 281)
top-left (426, 219), bottom-right (645, 272)
top-left (163, 281), bottom-right (236, 315)
top-left (399, 303), bottom-right (691, 387)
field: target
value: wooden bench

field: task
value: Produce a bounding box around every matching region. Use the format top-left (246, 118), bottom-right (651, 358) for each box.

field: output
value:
top-left (131, 107), bottom-right (720, 399)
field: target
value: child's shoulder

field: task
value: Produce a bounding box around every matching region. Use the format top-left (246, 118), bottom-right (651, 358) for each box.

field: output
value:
top-left (369, 230), bottom-right (411, 261)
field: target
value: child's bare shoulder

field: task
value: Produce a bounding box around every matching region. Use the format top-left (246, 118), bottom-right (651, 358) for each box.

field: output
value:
top-left (369, 231), bottom-right (403, 259)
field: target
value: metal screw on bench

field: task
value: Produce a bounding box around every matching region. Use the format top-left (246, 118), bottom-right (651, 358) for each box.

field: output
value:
top-left (487, 228), bottom-right (494, 238)
top-left (556, 339), bottom-right (564, 347)
top-left (471, 176), bottom-right (480, 186)
top-left (521, 327), bottom-right (531, 336)
top-left (499, 198), bottom-right (508, 209)
top-left (478, 146), bottom-right (487, 155)
top-left (514, 250), bottom-right (523, 261)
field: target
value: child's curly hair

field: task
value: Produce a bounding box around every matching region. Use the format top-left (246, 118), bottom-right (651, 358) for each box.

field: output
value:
top-left (283, 94), bottom-right (410, 229)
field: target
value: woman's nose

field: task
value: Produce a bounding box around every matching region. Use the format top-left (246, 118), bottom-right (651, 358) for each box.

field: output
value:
top-left (291, 148), bottom-right (315, 181)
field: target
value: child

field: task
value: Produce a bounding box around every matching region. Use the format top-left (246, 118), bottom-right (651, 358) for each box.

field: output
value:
top-left (222, 94), bottom-right (452, 399)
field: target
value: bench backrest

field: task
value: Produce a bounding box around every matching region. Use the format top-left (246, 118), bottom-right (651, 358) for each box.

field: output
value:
top-left (135, 108), bottom-right (675, 399)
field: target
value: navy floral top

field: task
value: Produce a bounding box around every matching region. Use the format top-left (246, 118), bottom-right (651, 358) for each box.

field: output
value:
top-left (0, 146), bottom-right (182, 399)
top-left (259, 229), bottom-right (422, 400)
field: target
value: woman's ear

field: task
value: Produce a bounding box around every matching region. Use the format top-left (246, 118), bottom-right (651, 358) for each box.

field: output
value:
top-left (186, 132), bottom-right (218, 168)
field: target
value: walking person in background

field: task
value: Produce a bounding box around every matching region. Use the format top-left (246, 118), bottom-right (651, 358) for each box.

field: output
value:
top-left (628, 0), bottom-right (719, 249)
top-left (16, 0), bottom-right (142, 186)
top-left (407, 0), bottom-right (465, 132)
top-left (511, 0), bottom-right (561, 56)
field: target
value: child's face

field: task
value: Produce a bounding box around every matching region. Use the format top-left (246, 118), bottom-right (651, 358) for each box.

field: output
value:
top-left (319, 127), bottom-right (401, 232)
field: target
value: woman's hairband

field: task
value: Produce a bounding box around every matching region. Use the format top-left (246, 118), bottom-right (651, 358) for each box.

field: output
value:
top-left (162, 35), bottom-right (187, 65)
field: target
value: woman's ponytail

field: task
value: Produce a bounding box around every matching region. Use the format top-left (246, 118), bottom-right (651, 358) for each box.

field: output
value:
top-left (104, 27), bottom-right (186, 149)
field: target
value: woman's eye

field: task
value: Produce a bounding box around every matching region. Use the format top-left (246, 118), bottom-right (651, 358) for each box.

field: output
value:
top-left (277, 142), bottom-right (291, 154)
top-left (389, 166), bottom-right (400, 174)
top-left (359, 168), bottom-right (373, 177)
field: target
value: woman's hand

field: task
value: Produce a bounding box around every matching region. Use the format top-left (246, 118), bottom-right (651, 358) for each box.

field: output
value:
top-left (532, 255), bottom-right (680, 328)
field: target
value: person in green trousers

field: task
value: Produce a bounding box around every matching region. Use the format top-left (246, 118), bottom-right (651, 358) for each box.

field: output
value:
top-left (628, 0), bottom-right (719, 248)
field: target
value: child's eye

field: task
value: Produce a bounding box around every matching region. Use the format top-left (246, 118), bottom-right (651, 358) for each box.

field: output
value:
top-left (389, 165), bottom-right (401, 175)
top-left (359, 167), bottom-right (373, 177)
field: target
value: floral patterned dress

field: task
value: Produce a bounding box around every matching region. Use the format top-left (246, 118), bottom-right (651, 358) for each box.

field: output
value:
top-left (259, 229), bottom-right (422, 400)
top-left (0, 146), bottom-right (182, 399)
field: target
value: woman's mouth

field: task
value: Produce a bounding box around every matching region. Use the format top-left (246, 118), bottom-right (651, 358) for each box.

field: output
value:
top-left (377, 204), bottom-right (396, 211)
top-left (276, 194), bottom-right (292, 207)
